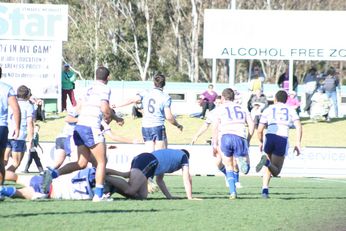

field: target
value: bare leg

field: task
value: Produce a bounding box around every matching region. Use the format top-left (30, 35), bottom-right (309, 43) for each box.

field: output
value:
top-left (53, 149), bottom-right (67, 169)
top-left (7, 151), bottom-right (24, 172)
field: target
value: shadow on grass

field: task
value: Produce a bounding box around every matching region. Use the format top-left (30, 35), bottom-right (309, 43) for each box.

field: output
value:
top-left (0, 208), bottom-right (163, 218)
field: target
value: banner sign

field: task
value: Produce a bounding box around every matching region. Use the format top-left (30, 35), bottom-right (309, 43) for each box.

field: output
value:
top-left (0, 40), bottom-right (62, 98)
top-left (203, 10), bottom-right (346, 60)
top-left (17, 143), bottom-right (346, 178)
top-left (0, 3), bottom-right (68, 41)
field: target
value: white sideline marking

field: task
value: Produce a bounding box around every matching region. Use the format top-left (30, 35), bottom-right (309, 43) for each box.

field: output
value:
top-left (308, 178), bottom-right (346, 184)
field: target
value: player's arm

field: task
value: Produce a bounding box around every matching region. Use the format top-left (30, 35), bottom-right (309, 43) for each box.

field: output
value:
top-left (111, 109), bottom-right (124, 126)
top-left (191, 122), bottom-right (210, 144)
top-left (26, 116), bottom-right (34, 150)
top-left (257, 123), bottom-right (265, 152)
top-left (101, 121), bottom-right (141, 144)
top-left (293, 119), bottom-right (303, 156)
top-left (155, 174), bottom-right (173, 199)
top-left (164, 107), bottom-right (183, 131)
top-left (105, 168), bottom-right (130, 178)
top-left (64, 114), bottom-right (78, 123)
top-left (101, 100), bottom-right (112, 124)
top-left (182, 166), bottom-right (193, 200)
top-left (211, 119), bottom-right (219, 153)
top-left (113, 95), bottom-right (141, 108)
top-left (8, 96), bottom-right (21, 139)
top-left (245, 113), bottom-right (255, 144)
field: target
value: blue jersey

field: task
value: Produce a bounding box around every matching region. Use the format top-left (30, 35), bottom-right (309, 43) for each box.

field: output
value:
top-left (138, 88), bottom-right (171, 128)
top-left (0, 81), bottom-right (16, 126)
top-left (152, 149), bottom-right (189, 175)
top-left (8, 100), bottom-right (34, 140)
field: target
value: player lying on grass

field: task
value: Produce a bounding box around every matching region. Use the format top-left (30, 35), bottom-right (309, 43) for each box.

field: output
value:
top-left (0, 167), bottom-right (103, 200)
top-left (105, 149), bottom-right (199, 200)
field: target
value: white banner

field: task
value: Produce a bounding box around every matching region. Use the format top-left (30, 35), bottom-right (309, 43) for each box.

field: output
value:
top-left (17, 143), bottom-right (346, 178)
top-left (0, 40), bottom-right (61, 99)
top-left (0, 3), bottom-right (68, 41)
top-left (203, 10), bottom-right (346, 60)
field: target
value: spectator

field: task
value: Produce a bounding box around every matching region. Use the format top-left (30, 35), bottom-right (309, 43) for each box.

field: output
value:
top-left (61, 63), bottom-right (77, 112)
top-left (247, 90), bottom-right (268, 128)
top-left (310, 87), bottom-right (331, 122)
top-left (286, 91), bottom-right (301, 115)
top-left (303, 67), bottom-right (318, 114)
top-left (23, 124), bottom-right (44, 173)
top-left (132, 102), bottom-right (143, 119)
top-left (249, 74), bottom-right (263, 93)
top-left (29, 96), bottom-right (45, 122)
top-left (323, 67), bottom-right (341, 118)
top-left (278, 68), bottom-right (298, 92)
top-left (199, 84), bottom-right (218, 119)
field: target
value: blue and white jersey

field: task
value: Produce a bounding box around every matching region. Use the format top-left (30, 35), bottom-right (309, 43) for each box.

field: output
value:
top-left (57, 110), bottom-right (79, 138)
top-left (51, 167), bottom-right (96, 200)
top-left (8, 100), bottom-right (34, 140)
top-left (153, 149), bottom-right (189, 175)
top-left (213, 101), bottom-right (249, 139)
top-left (77, 81), bottom-right (111, 129)
top-left (259, 102), bottom-right (300, 137)
top-left (0, 81), bottom-right (16, 126)
top-left (138, 88), bottom-right (171, 128)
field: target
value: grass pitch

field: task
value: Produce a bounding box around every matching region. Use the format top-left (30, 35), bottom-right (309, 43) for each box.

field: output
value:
top-left (1, 176), bottom-right (346, 231)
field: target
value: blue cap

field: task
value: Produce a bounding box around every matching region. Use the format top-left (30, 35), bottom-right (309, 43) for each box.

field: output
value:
top-left (64, 63), bottom-right (70, 67)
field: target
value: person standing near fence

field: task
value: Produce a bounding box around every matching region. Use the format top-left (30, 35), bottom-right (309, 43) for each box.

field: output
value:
top-left (24, 124), bottom-right (44, 173)
top-left (61, 64), bottom-right (77, 112)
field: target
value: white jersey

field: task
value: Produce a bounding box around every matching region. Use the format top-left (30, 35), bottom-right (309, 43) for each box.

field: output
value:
top-left (213, 101), bottom-right (249, 139)
top-left (77, 81), bottom-right (111, 129)
top-left (0, 81), bottom-right (16, 126)
top-left (57, 110), bottom-right (78, 138)
top-left (8, 100), bottom-right (34, 140)
top-left (51, 168), bottom-right (95, 200)
top-left (259, 102), bottom-right (300, 137)
top-left (138, 88), bottom-right (171, 127)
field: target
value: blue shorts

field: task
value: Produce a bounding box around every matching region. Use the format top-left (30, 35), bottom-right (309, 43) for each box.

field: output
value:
top-left (264, 134), bottom-right (288, 157)
top-left (220, 134), bottom-right (248, 158)
top-left (0, 126), bottom-right (8, 149)
top-left (55, 136), bottom-right (72, 157)
top-left (6, 139), bottom-right (26, 152)
top-left (131, 153), bottom-right (158, 179)
top-left (141, 125), bottom-right (167, 142)
top-left (73, 125), bottom-right (104, 148)
top-left (29, 175), bottom-right (45, 193)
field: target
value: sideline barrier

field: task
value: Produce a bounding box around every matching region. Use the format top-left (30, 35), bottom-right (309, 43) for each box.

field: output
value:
top-left (15, 143), bottom-right (346, 178)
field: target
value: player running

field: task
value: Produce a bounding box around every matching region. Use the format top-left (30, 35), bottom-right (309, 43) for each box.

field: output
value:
top-left (255, 90), bottom-right (302, 198)
top-left (211, 88), bottom-right (254, 199)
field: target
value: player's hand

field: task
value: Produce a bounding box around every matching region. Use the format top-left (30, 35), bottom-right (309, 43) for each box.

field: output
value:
top-left (12, 128), bottom-right (20, 139)
top-left (294, 145), bottom-right (301, 156)
top-left (259, 142), bottom-right (264, 152)
top-left (177, 124), bottom-right (183, 131)
top-left (190, 137), bottom-right (197, 145)
top-left (116, 119), bottom-right (125, 127)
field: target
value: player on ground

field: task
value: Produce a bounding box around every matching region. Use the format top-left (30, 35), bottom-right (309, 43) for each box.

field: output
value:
top-left (4, 85), bottom-right (34, 175)
top-left (105, 149), bottom-right (197, 200)
top-left (1, 167), bottom-right (100, 200)
top-left (0, 67), bottom-right (21, 191)
top-left (255, 90), bottom-right (302, 198)
top-left (211, 88), bottom-right (254, 199)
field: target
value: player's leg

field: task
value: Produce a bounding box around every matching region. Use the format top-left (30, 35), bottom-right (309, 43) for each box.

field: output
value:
top-left (7, 151), bottom-right (24, 172)
top-left (126, 168), bottom-right (148, 199)
top-left (3, 146), bottom-right (11, 167)
top-left (57, 146), bottom-right (90, 176)
top-left (52, 137), bottom-right (68, 169)
top-left (90, 142), bottom-right (107, 201)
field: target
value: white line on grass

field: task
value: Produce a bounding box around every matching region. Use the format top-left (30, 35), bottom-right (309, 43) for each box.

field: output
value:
top-left (307, 178), bottom-right (346, 184)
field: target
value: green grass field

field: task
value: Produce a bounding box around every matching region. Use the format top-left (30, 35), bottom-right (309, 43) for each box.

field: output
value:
top-left (2, 176), bottom-right (346, 231)
top-left (39, 113), bottom-right (346, 147)
top-left (2, 114), bottom-right (346, 231)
